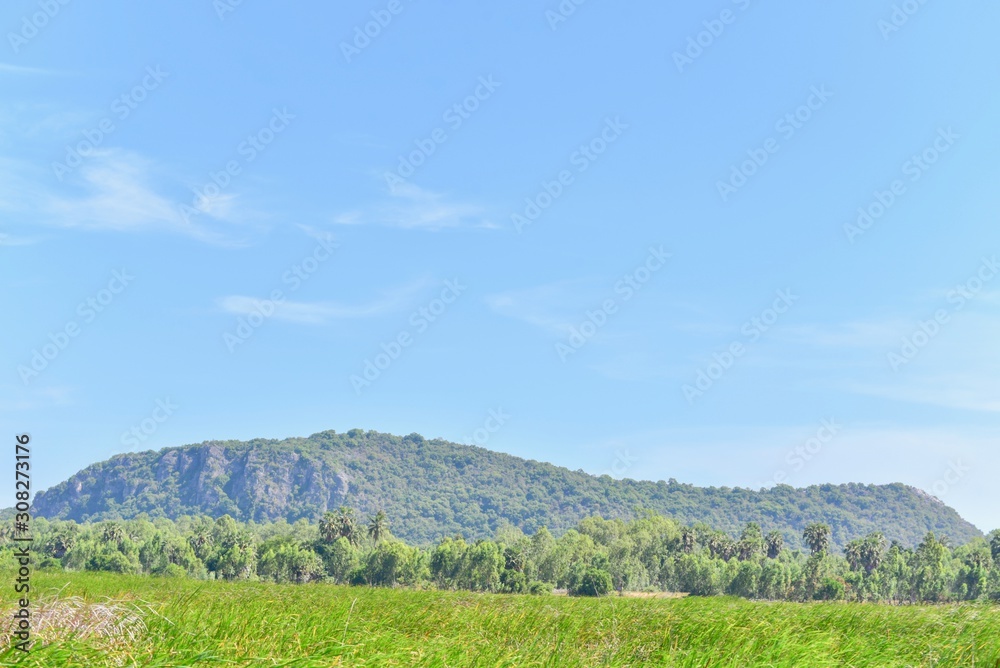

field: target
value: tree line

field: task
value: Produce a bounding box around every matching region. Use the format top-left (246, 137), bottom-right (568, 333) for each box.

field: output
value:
top-left (3, 509), bottom-right (999, 602)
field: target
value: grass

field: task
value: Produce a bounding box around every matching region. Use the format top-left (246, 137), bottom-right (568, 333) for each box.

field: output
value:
top-left (2, 572), bottom-right (999, 667)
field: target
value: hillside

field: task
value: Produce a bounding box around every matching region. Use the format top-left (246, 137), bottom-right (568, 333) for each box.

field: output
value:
top-left (30, 430), bottom-right (982, 549)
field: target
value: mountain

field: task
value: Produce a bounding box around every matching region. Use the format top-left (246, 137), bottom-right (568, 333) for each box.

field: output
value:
top-left (31, 429), bottom-right (982, 549)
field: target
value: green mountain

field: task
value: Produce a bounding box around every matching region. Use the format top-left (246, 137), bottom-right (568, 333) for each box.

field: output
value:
top-left (31, 429), bottom-right (982, 549)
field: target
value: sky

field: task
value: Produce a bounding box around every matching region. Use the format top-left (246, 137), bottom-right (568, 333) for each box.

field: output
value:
top-left (1, 1), bottom-right (998, 532)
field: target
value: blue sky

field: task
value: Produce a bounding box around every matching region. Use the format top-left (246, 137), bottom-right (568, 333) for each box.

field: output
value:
top-left (2, 1), bottom-right (999, 532)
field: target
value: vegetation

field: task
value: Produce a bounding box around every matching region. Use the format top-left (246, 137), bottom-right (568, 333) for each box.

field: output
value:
top-left (29, 429), bottom-right (981, 550)
top-left (2, 571), bottom-right (1000, 667)
top-left (4, 509), bottom-right (999, 605)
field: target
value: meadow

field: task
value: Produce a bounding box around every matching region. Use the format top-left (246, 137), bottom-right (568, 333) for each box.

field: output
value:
top-left (2, 572), bottom-right (999, 667)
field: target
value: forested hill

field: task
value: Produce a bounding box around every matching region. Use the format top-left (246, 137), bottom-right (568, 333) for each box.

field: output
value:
top-left (31, 430), bottom-right (982, 550)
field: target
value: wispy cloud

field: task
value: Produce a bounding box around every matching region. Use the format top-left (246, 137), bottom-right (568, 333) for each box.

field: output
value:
top-left (0, 150), bottom-right (257, 246)
top-left (0, 385), bottom-right (74, 412)
top-left (335, 182), bottom-right (493, 231)
top-left (776, 321), bottom-right (907, 348)
top-left (217, 279), bottom-right (432, 324)
top-left (0, 232), bottom-right (42, 247)
top-left (851, 375), bottom-right (1000, 414)
top-left (485, 281), bottom-right (592, 336)
top-left (0, 63), bottom-right (60, 76)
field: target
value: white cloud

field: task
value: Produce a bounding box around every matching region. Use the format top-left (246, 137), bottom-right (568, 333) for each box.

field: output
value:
top-left (0, 63), bottom-right (59, 76)
top-left (0, 150), bottom-right (256, 245)
top-left (335, 182), bottom-right (492, 231)
top-left (217, 279), bottom-right (432, 324)
top-left (485, 281), bottom-right (592, 336)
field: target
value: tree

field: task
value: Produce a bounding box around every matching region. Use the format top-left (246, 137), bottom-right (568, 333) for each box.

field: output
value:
top-left (319, 511), bottom-right (339, 544)
top-left (320, 507), bottom-right (359, 545)
top-left (765, 531), bottom-right (783, 559)
top-left (803, 523), bottom-right (831, 556)
top-left (568, 565), bottom-right (613, 597)
top-left (845, 539), bottom-right (864, 572)
top-left (101, 522), bottom-right (125, 547)
top-left (737, 523), bottom-right (764, 561)
top-left (680, 527), bottom-right (696, 554)
top-left (859, 532), bottom-right (887, 574)
top-left (368, 510), bottom-right (389, 545)
top-left (913, 532), bottom-right (949, 602)
top-left (707, 533), bottom-right (736, 561)
top-left (337, 507), bottom-right (360, 545)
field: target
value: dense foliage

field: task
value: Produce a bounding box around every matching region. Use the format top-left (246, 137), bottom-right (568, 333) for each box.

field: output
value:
top-left (5, 509), bottom-right (999, 604)
top-left (29, 430), bottom-right (981, 550)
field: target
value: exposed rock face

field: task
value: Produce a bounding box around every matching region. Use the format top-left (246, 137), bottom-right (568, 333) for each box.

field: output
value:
top-left (34, 439), bottom-right (352, 524)
top-left (30, 430), bottom-right (983, 549)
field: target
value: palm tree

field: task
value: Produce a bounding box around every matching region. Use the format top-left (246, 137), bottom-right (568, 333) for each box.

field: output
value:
top-left (188, 530), bottom-right (214, 560)
top-left (845, 539), bottom-right (864, 571)
top-left (367, 509), bottom-right (389, 545)
top-left (708, 533), bottom-right (736, 561)
top-left (859, 532), bottom-right (887, 574)
top-left (319, 511), bottom-right (339, 543)
top-left (336, 507), bottom-right (359, 545)
top-left (765, 531), bottom-right (784, 559)
top-left (102, 522), bottom-right (125, 547)
top-left (737, 523), bottom-right (764, 561)
top-left (680, 527), bottom-right (696, 554)
top-left (802, 523), bottom-right (831, 556)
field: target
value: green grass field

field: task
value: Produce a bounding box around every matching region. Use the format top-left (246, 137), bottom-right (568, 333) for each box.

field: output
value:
top-left (2, 572), bottom-right (999, 667)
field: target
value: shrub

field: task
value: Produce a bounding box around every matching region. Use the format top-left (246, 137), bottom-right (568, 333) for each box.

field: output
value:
top-left (569, 567), bottom-right (613, 597)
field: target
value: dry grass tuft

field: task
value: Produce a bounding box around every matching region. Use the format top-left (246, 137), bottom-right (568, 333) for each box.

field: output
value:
top-left (1, 596), bottom-right (146, 649)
